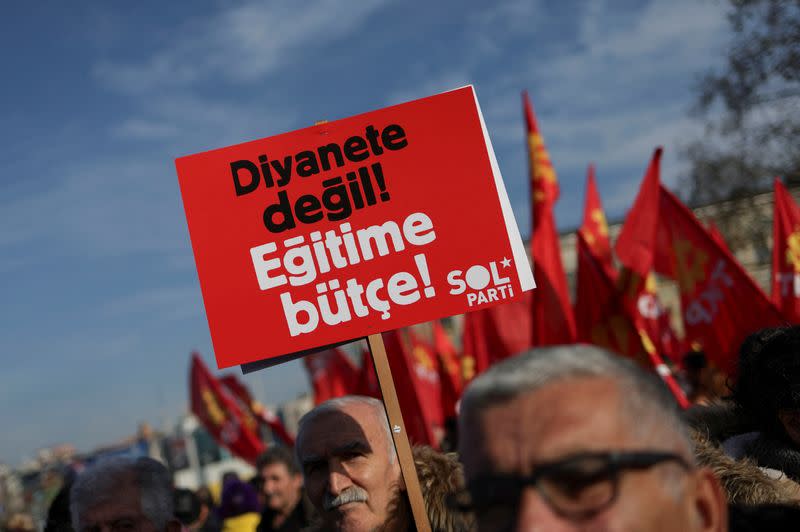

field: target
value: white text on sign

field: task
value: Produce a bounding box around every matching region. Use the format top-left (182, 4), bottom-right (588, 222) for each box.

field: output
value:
top-left (447, 259), bottom-right (514, 307)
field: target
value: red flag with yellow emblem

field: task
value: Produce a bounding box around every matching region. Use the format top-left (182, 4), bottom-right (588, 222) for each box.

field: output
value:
top-left (659, 187), bottom-right (785, 374)
top-left (190, 352), bottom-right (265, 464)
top-left (616, 268), bottom-right (681, 361)
top-left (581, 164), bottom-right (615, 278)
top-left (383, 329), bottom-right (443, 447)
top-left (575, 235), bottom-right (690, 407)
top-left (303, 348), bottom-right (360, 405)
top-left (432, 320), bottom-right (463, 418)
top-left (772, 178), bottom-right (800, 322)
top-left (461, 292), bottom-right (533, 384)
top-left (219, 374), bottom-right (295, 446)
top-left (575, 231), bottom-right (648, 364)
top-left (524, 91), bottom-right (576, 346)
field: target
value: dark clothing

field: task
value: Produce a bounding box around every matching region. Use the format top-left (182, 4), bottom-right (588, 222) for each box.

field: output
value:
top-left (257, 496), bottom-right (315, 532)
top-left (729, 504), bottom-right (800, 532)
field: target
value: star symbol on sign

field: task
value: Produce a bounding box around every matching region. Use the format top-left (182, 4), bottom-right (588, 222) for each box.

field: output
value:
top-left (501, 257), bottom-right (512, 268)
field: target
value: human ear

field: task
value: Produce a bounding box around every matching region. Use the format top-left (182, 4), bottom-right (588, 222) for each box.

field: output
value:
top-left (690, 467), bottom-right (728, 532)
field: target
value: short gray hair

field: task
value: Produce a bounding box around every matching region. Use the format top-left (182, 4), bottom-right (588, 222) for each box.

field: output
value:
top-left (460, 345), bottom-right (694, 461)
top-left (297, 395), bottom-right (396, 463)
top-left (70, 456), bottom-right (174, 531)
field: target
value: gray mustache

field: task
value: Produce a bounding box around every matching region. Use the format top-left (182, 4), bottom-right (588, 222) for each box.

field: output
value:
top-left (323, 486), bottom-right (369, 510)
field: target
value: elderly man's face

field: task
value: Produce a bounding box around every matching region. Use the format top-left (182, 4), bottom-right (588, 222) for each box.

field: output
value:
top-left (297, 402), bottom-right (402, 532)
top-left (459, 376), bottom-right (726, 532)
top-left (78, 475), bottom-right (160, 532)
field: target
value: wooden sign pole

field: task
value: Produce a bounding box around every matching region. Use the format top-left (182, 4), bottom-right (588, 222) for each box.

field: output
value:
top-left (366, 333), bottom-right (432, 532)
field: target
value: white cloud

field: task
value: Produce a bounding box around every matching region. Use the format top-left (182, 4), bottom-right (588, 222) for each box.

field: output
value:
top-left (94, 0), bottom-right (389, 93)
top-left (113, 119), bottom-right (180, 140)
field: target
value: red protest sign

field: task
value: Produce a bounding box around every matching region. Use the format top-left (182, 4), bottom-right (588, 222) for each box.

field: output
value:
top-left (177, 86), bottom-right (534, 368)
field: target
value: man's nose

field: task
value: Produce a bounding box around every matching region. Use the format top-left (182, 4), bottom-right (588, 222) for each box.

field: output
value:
top-left (327, 463), bottom-right (353, 495)
top-left (515, 487), bottom-right (574, 532)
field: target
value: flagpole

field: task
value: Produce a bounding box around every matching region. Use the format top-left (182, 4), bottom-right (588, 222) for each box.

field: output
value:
top-left (366, 333), bottom-right (432, 532)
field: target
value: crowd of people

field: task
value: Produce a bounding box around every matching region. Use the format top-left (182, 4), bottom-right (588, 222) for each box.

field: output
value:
top-left (19, 326), bottom-right (800, 531)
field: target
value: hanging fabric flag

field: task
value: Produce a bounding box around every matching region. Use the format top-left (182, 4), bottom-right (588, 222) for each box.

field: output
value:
top-left (357, 348), bottom-right (382, 399)
top-left (707, 221), bottom-right (730, 253)
top-left (616, 148), bottom-right (785, 375)
top-left (383, 328), bottom-right (443, 447)
top-left (461, 290), bottom-right (533, 384)
top-left (432, 320), bottom-right (462, 418)
top-left (219, 374), bottom-right (294, 446)
top-left (524, 91), bottom-right (576, 346)
top-left (580, 163), bottom-right (615, 278)
top-left (303, 348), bottom-right (360, 405)
top-left (772, 178), bottom-right (800, 322)
top-left (658, 187), bottom-right (786, 375)
top-left (189, 352), bottom-right (265, 464)
top-left (576, 234), bottom-right (689, 407)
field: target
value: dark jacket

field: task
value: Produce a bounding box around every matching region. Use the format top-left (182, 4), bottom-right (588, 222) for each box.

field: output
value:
top-left (258, 492), bottom-right (315, 532)
top-left (686, 403), bottom-right (800, 505)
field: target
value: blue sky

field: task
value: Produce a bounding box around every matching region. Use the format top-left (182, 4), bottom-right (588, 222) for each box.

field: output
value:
top-left (0, 0), bottom-right (729, 465)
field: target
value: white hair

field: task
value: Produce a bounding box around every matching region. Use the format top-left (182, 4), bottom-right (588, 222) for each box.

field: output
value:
top-left (297, 395), bottom-right (397, 463)
top-left (70, 456), bottom-right (174, 531)
top-left (460, 344), bottom-right (694, 461)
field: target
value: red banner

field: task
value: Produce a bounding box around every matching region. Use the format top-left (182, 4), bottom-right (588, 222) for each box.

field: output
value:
top-left (303, 348), bottom-right (360, 404)
top-left (772, 178), bottom-right (800, 322)
top-left (580, 164), bottom-right (615, 279)
top-left (177, 86), bottom-right (534, 368)
top-left (219, 374), bottom-right (295, 446)
top-left (524, 91), bottom-right (575, 346)
top-left (383, 329), bottom-right (444, 447)
top-left (189, 353), bottom-right (265, 464)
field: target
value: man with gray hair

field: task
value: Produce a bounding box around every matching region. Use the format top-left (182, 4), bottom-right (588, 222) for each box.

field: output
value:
top-left (295, 395), bottom-right (407, 531)
top-left (458, 344), bottom-right (728, 531)
top-left (70, 456), bottom-right (180, 532)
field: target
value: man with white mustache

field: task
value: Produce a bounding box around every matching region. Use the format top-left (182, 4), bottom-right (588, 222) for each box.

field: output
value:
top-left (296, 396), bottom-right (409, 531)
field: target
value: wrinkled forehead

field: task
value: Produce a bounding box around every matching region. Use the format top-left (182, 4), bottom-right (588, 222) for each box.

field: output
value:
top-left (298, 403), bottom-right (388, 458)
top-left (461, 377), bottom-right (640, 477)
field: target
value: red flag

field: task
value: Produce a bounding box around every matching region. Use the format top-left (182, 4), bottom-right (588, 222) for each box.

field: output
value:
top-left (189, 353), bottom-right (265, 464)
top-left (432, 321), bottom-right (462, 418)
top-left (659, 187), bottom-right (786, 375)
top-left (707, 221), bottom-right (730, 253)
top-left (357, 349), bottom-right (382, 399)
top-left (575, 231), bottom-right (648, 364)
top-left (461, 292), bottom-right (533, 383)
top-left (219, 374), bottom-right (295, 446)
top-left (581, 164), bottom-right (615, 278)
top-left (460, 309), bottom-right (494, 383)
top-left (383, 329), bottom-right (443, 447)
top-left (615, 148), bottom-right (670, 278)
top-left (303, 348), bottom-right (360, 405)
top-left (772, 178), bottom-right (800, 321)
top-left (524, 91), bottom-right (576, 345)
top-left (617, 268), bottom-right (681, 362)
top-left (575, 234), bottom-right (689, 407)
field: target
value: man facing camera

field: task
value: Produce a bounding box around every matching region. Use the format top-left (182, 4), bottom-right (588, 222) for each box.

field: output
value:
top-left (295, 396), bottom-right (410, 532)
top-left (458, 344), bottom-right (727, 532)
top-left (256, 446), bottom-right (314, 531)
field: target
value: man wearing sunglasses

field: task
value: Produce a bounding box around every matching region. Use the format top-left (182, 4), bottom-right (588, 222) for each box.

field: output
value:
top-left (458, 344), bottom-right (727, 531)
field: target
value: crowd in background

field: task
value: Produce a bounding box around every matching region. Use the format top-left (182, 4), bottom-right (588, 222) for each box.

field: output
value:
top-left (1, 325), bottom-right (797, 531)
